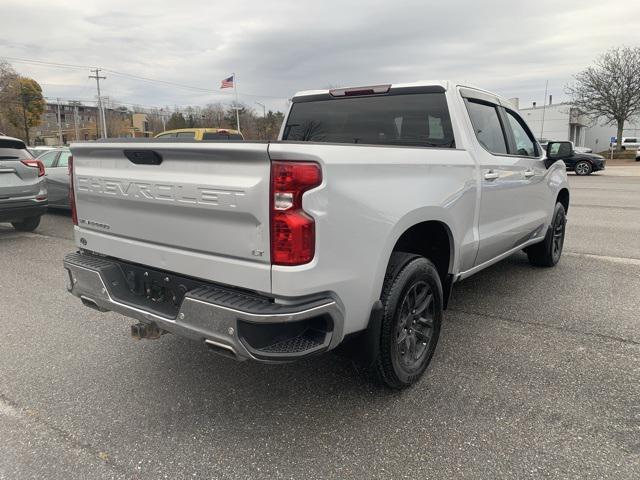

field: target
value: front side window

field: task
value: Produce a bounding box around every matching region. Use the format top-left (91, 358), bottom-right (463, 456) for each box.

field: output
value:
top-left (283, 92), bottom-right (455, 148)
top-left (465, 100), bottom-right (508, 154)
top-left (505, 110), bottom-right (537, 157)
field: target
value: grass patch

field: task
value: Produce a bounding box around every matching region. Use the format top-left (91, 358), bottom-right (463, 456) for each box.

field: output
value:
top-left (596, 150), bottom-right (637, 160)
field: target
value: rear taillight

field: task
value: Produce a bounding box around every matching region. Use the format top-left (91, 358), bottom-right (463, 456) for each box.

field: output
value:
top-left (68, 155), bottom-right (78, 225)
top-left (270, 161), bottom-right (322, 266)
top-left (21, 159), bottom-right (45, 177)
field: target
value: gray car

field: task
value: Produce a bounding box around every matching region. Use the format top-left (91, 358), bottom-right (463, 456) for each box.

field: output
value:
top-left (38, 147), bottom-right (72, 209)
top-left (0, 136), bottom-right (48, 231)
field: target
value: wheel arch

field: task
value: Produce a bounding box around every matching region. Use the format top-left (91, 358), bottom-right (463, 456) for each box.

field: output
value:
top-left (557, 187), bottom-right (570, 214)
top-left (373, 212), bottom-right (457, 310)
top-left (390, 220), bottom-right (454, 284)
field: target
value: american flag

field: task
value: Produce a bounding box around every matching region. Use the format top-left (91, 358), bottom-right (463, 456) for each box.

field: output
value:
top-left (220, 75), bottom-right (234, 89)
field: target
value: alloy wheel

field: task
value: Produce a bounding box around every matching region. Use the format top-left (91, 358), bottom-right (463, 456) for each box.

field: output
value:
top-left (575, 162), bottom-right (591, 175)
top-left (393, 281), bottom-right (435, 371)
top-left (552, 211), bottom-right (566, 261)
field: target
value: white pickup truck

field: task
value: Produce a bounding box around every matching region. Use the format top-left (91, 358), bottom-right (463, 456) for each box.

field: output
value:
top-left (64, 81), bottom-right (570, 388)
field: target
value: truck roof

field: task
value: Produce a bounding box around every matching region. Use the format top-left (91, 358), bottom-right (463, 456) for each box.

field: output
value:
top-left (293, 80), bottom-right (450, 98)
top-left (292, 80), bottom-right (515, 109)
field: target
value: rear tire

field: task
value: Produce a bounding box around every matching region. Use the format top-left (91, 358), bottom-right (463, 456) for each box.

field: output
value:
top-left (11, 215), bottom-right (41, 232)
top-left (370, 252), bottom-right (443, 389)
top-left (527, 203), bottom-right (566, 267)
top-left (574, 161), bottom-right (592, 176)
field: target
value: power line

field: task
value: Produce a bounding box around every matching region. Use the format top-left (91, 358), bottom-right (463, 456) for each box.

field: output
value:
top-left (1, 56), bottom-right (91, 70)
top-left (2, 55), bottom-right (284, 99)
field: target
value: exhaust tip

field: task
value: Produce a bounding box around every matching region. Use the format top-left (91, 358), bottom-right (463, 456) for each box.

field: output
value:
top-left (80, 296), bottom-right (109, 312)
top-left (205, 339), bottom-right (237, 359)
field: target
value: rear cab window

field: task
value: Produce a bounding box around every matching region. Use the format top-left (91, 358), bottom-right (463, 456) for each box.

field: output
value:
top-left (283, 90), bottom-right (455, 148)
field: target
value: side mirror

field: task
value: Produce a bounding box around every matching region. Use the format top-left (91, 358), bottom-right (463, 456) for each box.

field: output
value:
top-left (545, 141), bottom-right (574, 168)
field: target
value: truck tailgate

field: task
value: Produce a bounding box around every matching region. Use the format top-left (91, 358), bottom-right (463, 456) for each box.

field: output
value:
top-left (70, 141), bottom-right (272, 293)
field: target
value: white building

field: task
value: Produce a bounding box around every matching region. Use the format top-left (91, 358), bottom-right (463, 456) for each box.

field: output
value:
top-left (518, 98), bottom-right (640, 153)
top-left (519, 102), bottom-right (589, 148)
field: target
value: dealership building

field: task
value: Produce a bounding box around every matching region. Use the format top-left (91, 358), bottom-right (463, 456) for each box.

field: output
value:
top-left (516, 98), bottom-right (640, 153)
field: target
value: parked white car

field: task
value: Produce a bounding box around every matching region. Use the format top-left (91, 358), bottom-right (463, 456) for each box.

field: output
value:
top-left (635, 146), bottom-right (640, 161)
top-left (617, 137), bottom-right (640, 151)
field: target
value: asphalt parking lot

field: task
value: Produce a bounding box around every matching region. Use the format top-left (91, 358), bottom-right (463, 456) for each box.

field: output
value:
top-left (1, 168), bottom-right (639, 479)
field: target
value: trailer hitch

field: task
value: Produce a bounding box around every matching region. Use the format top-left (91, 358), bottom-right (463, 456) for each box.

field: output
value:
top-left (130, 322), bottom-right (167, 340)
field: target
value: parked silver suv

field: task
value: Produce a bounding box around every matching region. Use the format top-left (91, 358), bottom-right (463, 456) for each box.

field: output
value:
top-left (0, 136), bottom-right (47, 231)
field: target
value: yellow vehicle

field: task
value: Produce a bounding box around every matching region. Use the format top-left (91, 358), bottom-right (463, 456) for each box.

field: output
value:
top-left (154, 128), bottom-right (244, 140)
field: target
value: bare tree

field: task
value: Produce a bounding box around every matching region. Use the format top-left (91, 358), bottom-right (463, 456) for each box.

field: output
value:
top-left (566, 46), bottom-right (640, 150)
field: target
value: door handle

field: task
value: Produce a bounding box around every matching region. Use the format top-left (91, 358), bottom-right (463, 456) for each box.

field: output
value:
top-left (523, 169), bottom-right (535, 178)
top-left (484, 170), bottom-right (499, 180)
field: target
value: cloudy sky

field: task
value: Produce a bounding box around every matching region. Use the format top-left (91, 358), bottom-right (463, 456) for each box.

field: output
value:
top-left (1, 0), bottom-right (638, 113)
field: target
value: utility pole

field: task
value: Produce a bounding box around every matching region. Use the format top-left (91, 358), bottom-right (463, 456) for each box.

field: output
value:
top-left (70, 100), bottom-right (81, 141)
top-left (255, 101), bottom-right (266, 118)
top-left (56, 97), bottom-right (63, 145)
top-left (89, 68), bottom-right (108, 138)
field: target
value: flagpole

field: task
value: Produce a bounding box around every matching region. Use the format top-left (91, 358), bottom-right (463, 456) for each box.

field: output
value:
top-left (233, 72), bottom-right (241, 133)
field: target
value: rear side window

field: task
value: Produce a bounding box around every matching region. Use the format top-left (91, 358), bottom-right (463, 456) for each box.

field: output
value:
top-left (624, 138), bottom-right (637, 143)
top-left (0, 147), bottom-right (33, 160)
top-left (465, 100), bottom-right (508, 154)
top-left (283, 93), bottom-right (455, 148)
top-left (176, 131), bottom-right (195, 138)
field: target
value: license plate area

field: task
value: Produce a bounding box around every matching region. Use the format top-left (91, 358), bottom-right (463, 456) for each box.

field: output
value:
top-left (102, 261), bottom-right (209, 318)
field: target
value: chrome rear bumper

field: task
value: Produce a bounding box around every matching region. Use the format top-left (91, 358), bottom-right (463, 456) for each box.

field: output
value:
top-left (63, 252), bottom-right (343, 362)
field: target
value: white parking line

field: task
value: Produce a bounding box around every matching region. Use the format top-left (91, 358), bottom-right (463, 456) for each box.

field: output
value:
top-left (565, 251), bottom-right (640, 266)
